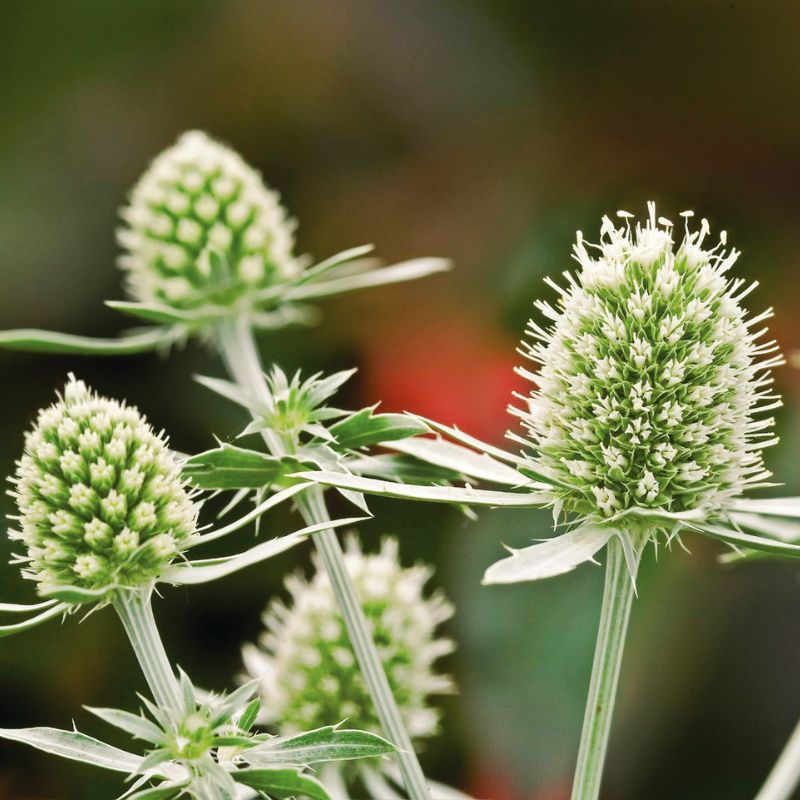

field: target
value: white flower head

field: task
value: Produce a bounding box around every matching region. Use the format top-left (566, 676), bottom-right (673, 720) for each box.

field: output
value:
top-left (118, 130), bottom-right (302, 309)
top-left (243, 536), bottom-right (455, 747)
top-left (9, 376), bottom-right (199, 597)
top-left (514, 203), bottom-right (782, 525)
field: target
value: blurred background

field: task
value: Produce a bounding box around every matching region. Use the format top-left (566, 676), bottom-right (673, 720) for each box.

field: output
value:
top-left (1, 1), bottom-right (800, 797)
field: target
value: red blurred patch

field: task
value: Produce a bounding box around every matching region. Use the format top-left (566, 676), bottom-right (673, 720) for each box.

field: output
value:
top-left (361, 317), bottom-right (526, 445)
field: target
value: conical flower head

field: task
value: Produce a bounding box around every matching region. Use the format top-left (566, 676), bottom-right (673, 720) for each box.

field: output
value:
top-left (243, 537), bottom-right (455, 743)
top-left (9, 377), bottom-right (199, 596)
top-left (515, 203), bottom-right (781, 525)
top-left (118, 131), bottom-right (302, 310)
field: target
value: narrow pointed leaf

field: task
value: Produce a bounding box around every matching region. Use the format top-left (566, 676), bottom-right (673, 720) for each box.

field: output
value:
top-left (0, 727), bottom-right (142, 773)
top-left (0, 602), bottom-right (68, 637)
top-left (729, 511), bottom-right (800, 543)
top-left (285, 258), bottom-right (450, 301)
top-left (246, 726), bottom-right (395, 766)
top-left (0, 327), bottom-right (178, 354)
top-left (106, 300), bottom-right (222, 326)
top-left (697, 523), bottom-right (800, 557)
top-left (348, 453), bottom-right (462, 484)
top-left (0, 598), bottom-right (58, 613)
top-left (296, 244), bottom-right (376, 284)
top-left (729, 497), bottom-right (800, 518)
top-left (210, 680), bottom-right (260, 727)
top-left (194, 374), bottom-right (269, 415)
top-left (189, 483), bottom-right (313, 546)
top-left (483, 526), bottom-right (615, 585)
top-left (163, 517), bottom-right (365, 585)
top-left (40, 583), bottom-right (114, 604)
top-left (233, 767), bottom-right (331, 800)
top-left (122, 784), bottom-right (185, 800)
top-left (384, 437), bottom-right (525, 486)
top-left (293, 470), bottom-right (548, 507)
top-left (84, 707), bottom-right (164, 744)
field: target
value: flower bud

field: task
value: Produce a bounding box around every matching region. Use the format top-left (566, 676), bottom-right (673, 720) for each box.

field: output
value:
top-left (243, 537), bottom-right (455, 742)
top-left (118, 131), bottom-right (301, 309)
top-left (10, 376), bottom-right (199, 595)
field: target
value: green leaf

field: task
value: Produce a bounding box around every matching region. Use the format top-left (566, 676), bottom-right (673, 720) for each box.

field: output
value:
top-left (107, 300), bottom-right (222, 326)
top-left (0, 327), bottom-right (179, 355)
top-left (730, 497), bottom-right (800, 518)
top-left (292, 470), bottom-right (549, 508)
top-left (183, 444), bottom-right (287, 490)
top-left (729, 511), bottom-right (800, 543)
top-left (384, 437), bottom-right (526, 486)
top-left (237, 698), bottom-right (262, 732)
top-left (84, 707), bottom-right (164, 744)
top-left (122, 781), bottom-right (186, 800)
top-left (348, 453), bottom-right (462, 484)
top-left (483, 525), bottom-right (615, 585)
top-left (247, 726), bottom-right (395, 766)
top-left (295, 244), bottom-right (376, 284)
top-left (40, 583), bottom-right (114, 605)
top-left (284, 257), bottom-right (450, 301)
top-left (194, 374), bottom-right (270, 416)
top-left (0, 726), bottom-right (142, 773)
top-left (233, 767), bottom-right (331, 800)
top-left (210, 680), bottom-right (260, 727)
top-left (0, 602), bottom-right (68, 637)
top-left (329, 409), bottom-right (428, 451)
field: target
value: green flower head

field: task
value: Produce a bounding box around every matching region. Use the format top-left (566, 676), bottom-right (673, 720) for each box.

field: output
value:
top-left (514, 203), bottom-right (782, 526)
top-left (117, 130), bottom-right (302, 310)
top-left (9, 376), bottom-right (199, 597)
top-left (243, 537), bottom-right (455, 744)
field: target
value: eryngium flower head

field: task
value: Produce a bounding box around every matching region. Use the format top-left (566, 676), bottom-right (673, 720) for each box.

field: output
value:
top-left (514, 203), bottom-right (781, 525)
top-left (9, 377), bottom-right (199, 595)
top-left (243, 537), bottom-right (454, 742)
top-left (117, 130), bottom-right (302, 309)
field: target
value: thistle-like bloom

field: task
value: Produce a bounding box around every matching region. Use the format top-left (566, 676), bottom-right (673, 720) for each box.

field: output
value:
top-left (243, 537), bottom-right (455, 744)
top-left (118, 130), bottom-right (302, 309)
top-left (9, 376), bottom-right (199, 596)
top-left (512, 203), bottom-right (781, 527)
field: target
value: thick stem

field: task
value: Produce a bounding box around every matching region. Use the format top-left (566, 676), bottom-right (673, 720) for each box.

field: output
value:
top-left (113, 585), bottom-right (183, 721)
top-left (571, 536), bottom-right (642, 800)
top-left (216, 315), bottom-right (431, 800)
top-left (755, 716), bottom-right (800, 800)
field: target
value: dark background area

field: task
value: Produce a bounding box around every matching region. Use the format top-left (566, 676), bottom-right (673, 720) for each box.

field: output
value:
top-left (1, 2), bottom-right (800, 798)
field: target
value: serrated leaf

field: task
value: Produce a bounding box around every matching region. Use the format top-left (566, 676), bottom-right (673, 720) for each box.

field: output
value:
top-left (0, 602), bottom-right (68, 637)
top-left (84, 707), bottom-right (164, 744)
top-left (329, 409), bottom-right (428, 451)
top-left (292, 470), bottom-right (549, 508)
top-left (0, 327), bottom-right (179, 355)
top-left (233, 767), bottom-right (331, 800)
top-left (384, 437), bottom-right (525, 486)
top-left (246, 726), bottom-right (395, 766)
top-left (0, 726), bottom-right (142, 773)
top-left (483, 526), bottom-right (615, 585)
top-left (183, 444), bottom-right (287, 490)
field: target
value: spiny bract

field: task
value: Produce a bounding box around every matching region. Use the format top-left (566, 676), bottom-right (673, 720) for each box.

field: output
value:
top-left (243, 537), bottom-right (454, 743)
top-left (117, 130), bottom-right (302, 309)
top-left (9, 377), bottom-right (199, 595)
top-left (514, 203), bottom-right (782, 524)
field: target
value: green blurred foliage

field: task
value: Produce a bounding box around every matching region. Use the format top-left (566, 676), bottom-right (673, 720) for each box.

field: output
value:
top-left (1, 1), bottom-right (800, 798)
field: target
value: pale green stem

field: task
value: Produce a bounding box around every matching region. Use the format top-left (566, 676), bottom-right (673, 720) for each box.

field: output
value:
top-left (755, 716), bottom-right (800, 800)
top-left (216, 314), bottom-right (431, 800)
top-left (113, 585), bottom-right (183, 721)
top-left (571, 536), bottom-right (643, 800)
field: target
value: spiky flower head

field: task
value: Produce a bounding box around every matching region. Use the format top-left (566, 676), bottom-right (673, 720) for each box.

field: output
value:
top-left (118, 130), bottom-right (303, 310)
top-left (243, 537), bottom-right (455, 745)
top-left (9, 376), bottom-right (199, 597)
top-left (514, 203), bottom-right (782, 527)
